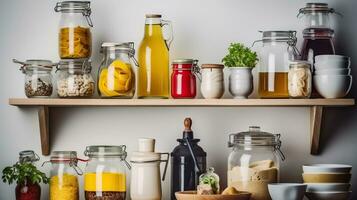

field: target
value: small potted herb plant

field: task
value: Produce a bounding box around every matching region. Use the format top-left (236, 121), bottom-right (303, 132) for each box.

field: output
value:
top-left (222, 43), bottom-right (258, 99)
top-left (2, 160), bottom-right (49, 200)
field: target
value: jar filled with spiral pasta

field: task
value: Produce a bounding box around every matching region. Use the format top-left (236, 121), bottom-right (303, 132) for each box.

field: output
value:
top-left (98, 42), bottom-right (137, 98)
top-left (288, 61), bottom-right (312, 98)
top-left (55, 1), bottom-right (93, 59)
top-left (46, 151), bottom-right (83, 200)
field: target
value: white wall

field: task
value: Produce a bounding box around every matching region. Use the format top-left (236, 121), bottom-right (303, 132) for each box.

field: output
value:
top-left (0, 0), bottom-right (356, 199)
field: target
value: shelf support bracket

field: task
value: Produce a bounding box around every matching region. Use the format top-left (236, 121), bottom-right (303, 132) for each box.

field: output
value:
top-left (38, 106), bottom-right (50, 156)
top-left (310, 106), bottom-right (323, 155)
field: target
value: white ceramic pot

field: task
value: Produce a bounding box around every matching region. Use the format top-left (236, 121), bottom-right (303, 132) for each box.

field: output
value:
top-left (200, 65), bottom-right (225, 99)
top-left (228, 67), bottom-right (253, 99)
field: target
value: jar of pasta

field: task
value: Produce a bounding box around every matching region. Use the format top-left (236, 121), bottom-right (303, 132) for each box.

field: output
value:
top-left (55, 59), bottom-right (95, 98)
top-left (84, 145), bottom-right (131, 200)
top-left (288, 61), bottom-right (312, 98)
top-left (98, 42), bottom-right (137, 98)
top-left (47, 151), bottom-right (83, 200)
top-left (55, 1), bottom-right (93, 59)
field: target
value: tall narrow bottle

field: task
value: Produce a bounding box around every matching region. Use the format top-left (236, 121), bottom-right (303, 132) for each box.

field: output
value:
top-left (138, 14), bottom-right (173, 98)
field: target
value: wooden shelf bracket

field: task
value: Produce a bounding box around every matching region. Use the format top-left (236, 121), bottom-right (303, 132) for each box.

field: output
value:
top-left (38, 106), bottom-right (50, 156)
top-left (310, 106), bottom-right (323, 155)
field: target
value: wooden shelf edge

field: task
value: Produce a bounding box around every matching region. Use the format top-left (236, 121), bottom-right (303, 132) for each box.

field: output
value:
top-left (8, 98), bottom-right (355, 107)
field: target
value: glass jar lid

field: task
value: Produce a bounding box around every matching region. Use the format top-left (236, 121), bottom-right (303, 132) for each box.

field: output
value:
top-left (289, 60), bottom-right (311, 69)
top-left (261, 31), bottom-right (297, 43)
top-left (303, 28), bottom-right (334, 38)
top-left (47, 151), bottom-right (83, 175)
top-left (298, 3), bottom-right (336, 15)
top-left (84, 145), bottom-right (127, 158)
top-left (57, 58), bottom-right (91, 72)
top-left (228, 126), bottom-right (281, 147)
top-left (101, 42), bottom-right (135, 56)
top-left (54, 1), bottom-right (93, 27)
top-left (173, 59), bottom-right (197, 64)
top-left (19, 150), bottom-right (40, 164)
top-left (13, 59), bottom-right (55, 72)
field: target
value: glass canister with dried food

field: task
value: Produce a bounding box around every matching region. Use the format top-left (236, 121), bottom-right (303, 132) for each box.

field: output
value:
top-left (14, 59), bottom-right (55, 98)
top-left (84, 145), bottom-right (131, 200)
top-left (288, 61), bottom-right (312, 98)
top-left (98, 42), bottom-right (137, 98)
top-left (227, 126), bottom-right (285, 200)
top-left (55, 59), bottom-right (95, 98)
top-left (45, 151), bottom-right (82, 200)
top-left (55, 1), bottom-right (93, 59)
top-left (254, 31), bottom-right (299, 98)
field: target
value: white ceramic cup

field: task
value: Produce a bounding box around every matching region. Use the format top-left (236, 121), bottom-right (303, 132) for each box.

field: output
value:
top-left (268, 183), bottom-right (307, 200)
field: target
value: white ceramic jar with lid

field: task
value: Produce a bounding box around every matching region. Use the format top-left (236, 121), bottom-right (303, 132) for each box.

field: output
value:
top-left (200, 64), bottom-right (225, 99)
top-left (227, 126), bottom-right (285, 200)
top-left (130, 138), bottom-right (169, 200)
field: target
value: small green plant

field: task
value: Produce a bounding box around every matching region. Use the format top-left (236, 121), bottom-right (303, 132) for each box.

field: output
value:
top-left (2, 162), bottom-right (49, 185)
top-left (222, 43), bottom-right (258, 68)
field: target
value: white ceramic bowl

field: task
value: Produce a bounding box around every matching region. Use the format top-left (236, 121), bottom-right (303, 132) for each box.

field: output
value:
top-left (268, 183), bottom-right (307, 200)
top-left (306, 191), bottom-right (351, 200)
top-left (306, 183), bottom-right (351, 192)
top-left (315, 68), bottom-right (351, 75)
top-left (314, 61), bottom-right (350, 70)
top-left (303, 164), bottom-right (352, 174)
top-left (315, 55), bottom-right (351, 63)
top-left (313, 75), bottom-right (352, 98)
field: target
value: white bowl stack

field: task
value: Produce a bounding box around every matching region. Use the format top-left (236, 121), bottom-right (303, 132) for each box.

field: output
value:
top-left (313, 55), bottom-right (353, 98)
top-left (303, 164), bottom-right (352, 200)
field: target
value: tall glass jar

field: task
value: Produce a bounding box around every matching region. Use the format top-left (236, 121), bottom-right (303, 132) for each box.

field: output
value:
top-left (48, 151), bottom-right (81, 200)
top-left (227, 126), bottom-right (285, 200)
top-left (256, 31), bottom-right (299, 98)
top-left (56, 59), bottom-right (95, 98)
top-left (55, 1), bottom-right (93, 59)
top-left (98, 42), bottom-right (137, 98)
top-left (84, 145), bottom-right (131, 200)
top-left (138, 14), bottom-right (173, 99)
top-left (14, 59), bottom-right (55, 98)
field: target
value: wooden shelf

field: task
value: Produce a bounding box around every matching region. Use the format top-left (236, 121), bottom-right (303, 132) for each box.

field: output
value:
top-left (9, 98), bottom-right (355, 156)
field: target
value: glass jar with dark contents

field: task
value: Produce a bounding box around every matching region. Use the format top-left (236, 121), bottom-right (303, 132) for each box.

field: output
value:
top-left (84, 145), bottom-right (131, 200)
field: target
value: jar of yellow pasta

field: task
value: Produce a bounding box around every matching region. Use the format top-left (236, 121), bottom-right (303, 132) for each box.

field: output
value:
top-left (47, 151), bottom-right (82, 200)
top-left (98, 42), bottom-right (138, 98)
top-left (55, 1), bottom-right (93, 59)
top-left (84, 145), bottom-right (131, 200)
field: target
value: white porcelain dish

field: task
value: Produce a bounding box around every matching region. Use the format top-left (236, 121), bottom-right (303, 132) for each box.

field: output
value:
top-left (315, 55), bottom-right (351, 63)
top-left (314, 61), bottom-right (350, 70)
top-left (303, 164), bottom-right (352, 174)
top-left (313, 75), bottom-right (352, 98)
top-left (315, 68), bottom-right (351, 75)
top-left (268, 183), bottom-right (307, 200)
top-left (306, 191), bottom-right (351, 200)
top-left (306, 183), bottom-right (351, 192)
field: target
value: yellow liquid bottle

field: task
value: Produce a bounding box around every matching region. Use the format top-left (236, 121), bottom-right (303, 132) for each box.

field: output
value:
top-left (138, 14), bottom-right (172, 98)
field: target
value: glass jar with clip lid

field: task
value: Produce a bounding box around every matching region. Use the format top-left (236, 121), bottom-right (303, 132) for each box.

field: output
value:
top-left (84, 145), bottom-right (131, 200)
top-left (43, 151), bottom-right (85, 200)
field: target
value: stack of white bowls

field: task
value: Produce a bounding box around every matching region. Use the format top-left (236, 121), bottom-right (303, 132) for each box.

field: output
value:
top-left (314, 55), bottom-right (352, 98)
top-left (302, 164), bottom-right (352, 200)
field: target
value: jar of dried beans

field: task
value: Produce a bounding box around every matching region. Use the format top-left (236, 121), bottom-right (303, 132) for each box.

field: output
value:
top-left (14, 59), bottom-right (55, 98)
top-left (288, 61), bottom-right (312, 98)
top-left (55, 59), bottom-right (95, 98)
top-left (55, 1), bottom-right (93, 59)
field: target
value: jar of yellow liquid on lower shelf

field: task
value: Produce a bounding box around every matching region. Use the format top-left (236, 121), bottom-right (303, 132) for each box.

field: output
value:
top-left (84, 145), bottom-right (131, 200)
top-left (98, 42), bottom-right (137, 98)
top-left (137, 14), bottom-right (173, 99)
top-left (46, 151), bottom-right (82, 200)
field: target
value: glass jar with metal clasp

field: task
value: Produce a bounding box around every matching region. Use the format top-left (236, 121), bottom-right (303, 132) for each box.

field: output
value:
top-left (227, 126), bottom-right (285, 200)
top-left (253, 31), bottom-right (300, 98)
top-left (55, 1), bottom-right (93, 59)
top-left (84, 145), bottom-right (131, 200)
top-left (171, 59), bottom-right (200, 99)
top-left (43, 151), bottom-right (85, 200)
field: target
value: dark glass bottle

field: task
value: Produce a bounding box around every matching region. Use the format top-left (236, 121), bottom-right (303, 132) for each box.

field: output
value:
top-left (170, 118), bottom-right (207, 200)
top-left (301, 28), bottom-right (335, 66)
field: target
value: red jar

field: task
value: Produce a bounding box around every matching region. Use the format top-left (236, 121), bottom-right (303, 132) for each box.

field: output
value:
top-left (171, 59), bottom-right (199, 99)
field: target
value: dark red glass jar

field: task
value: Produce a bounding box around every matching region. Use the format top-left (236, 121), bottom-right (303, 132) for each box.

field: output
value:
top-left (171, 59), bottom-right (199, 99)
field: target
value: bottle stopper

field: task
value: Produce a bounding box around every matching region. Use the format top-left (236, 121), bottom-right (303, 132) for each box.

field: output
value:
top-left (184, 118), bottom-right (192, 131)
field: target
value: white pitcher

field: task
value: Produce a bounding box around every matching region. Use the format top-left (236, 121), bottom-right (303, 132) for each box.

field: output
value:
top-left (130, 138), bottom-right (169, 200)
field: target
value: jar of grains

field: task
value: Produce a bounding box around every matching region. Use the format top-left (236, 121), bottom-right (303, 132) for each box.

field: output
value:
top-left (55, 59), bottom-right (95, 98)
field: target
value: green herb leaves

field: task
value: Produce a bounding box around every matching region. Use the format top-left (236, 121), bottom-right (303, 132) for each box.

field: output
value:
top-left (2, 163), bottom-right (49, 185)
top-left (222, 43), bottom-right (258, 68)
